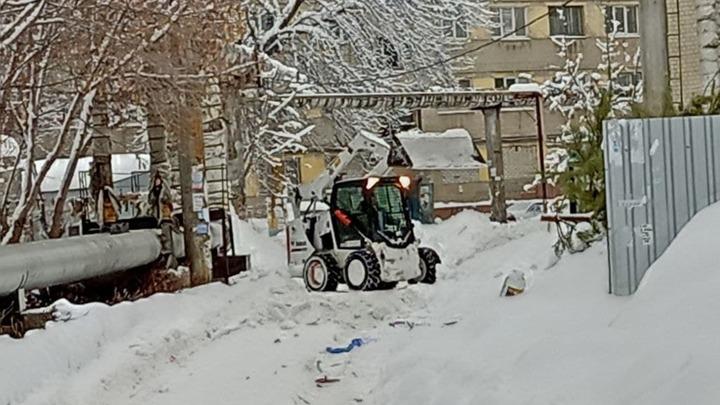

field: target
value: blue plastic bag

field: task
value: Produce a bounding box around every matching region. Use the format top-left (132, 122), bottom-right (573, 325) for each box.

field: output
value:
top-left (326, 338), bottom-right (365, 354)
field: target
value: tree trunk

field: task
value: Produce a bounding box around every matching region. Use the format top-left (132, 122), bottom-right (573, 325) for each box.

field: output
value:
top-left (225, 91), bottom-right (249, 217)
top-left (176, 107), bottom-right (212, 286)
top-left (89, 100), bottom-right (113, 210)
top-left (47, 140), bottom-right (93, 238)
top-left (0, 146), bottom-right (23, 238)
top-left (47, 91), bottom-right (97, 238)
top-left (147, 108), bottom-right (171, 180)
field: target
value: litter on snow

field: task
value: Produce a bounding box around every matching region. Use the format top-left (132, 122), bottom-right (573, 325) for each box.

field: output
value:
top-left (326, 337), bottom-right (372, 354)
top-left (500, 269), bottom-right (527, 296)
top-left (388, 320), bottom-right (428, 329)
top-left (315, 376), bottom-right (341, 384)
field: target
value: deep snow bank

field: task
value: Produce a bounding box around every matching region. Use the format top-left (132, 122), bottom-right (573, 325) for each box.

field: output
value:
top-left (1, 215), bottom-right (425, 405)
top-left (414, 210), bottom-right (546, 271)
top-left (364, 202), bottom-right (720, 405)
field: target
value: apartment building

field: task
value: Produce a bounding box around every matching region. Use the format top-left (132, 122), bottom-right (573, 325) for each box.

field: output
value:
top-left (422, 1), bottom-right (643, 197)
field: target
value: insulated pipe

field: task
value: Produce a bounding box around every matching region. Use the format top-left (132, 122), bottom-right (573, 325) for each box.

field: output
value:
top-left (0, 230), bottom-right (162, 297)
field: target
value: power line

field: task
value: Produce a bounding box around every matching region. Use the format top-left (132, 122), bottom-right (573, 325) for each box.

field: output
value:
top-left (268, 0), bottom-right (574, 88)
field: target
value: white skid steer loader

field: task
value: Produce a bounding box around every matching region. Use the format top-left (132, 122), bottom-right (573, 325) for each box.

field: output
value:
top-left (286, 131), bottom-right (441, 292)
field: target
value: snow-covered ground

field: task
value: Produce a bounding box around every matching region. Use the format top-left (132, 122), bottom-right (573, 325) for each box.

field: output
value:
top-left (3, 204), bottom-right (720, 405)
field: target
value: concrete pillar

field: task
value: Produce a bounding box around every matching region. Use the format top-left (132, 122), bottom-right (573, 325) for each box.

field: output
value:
top-left (483, 107), bottom-right (507, 223)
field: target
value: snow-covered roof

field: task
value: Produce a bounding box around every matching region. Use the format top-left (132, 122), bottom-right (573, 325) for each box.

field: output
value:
top-left (37, 154), bottom-right (150, 193)
top-left (508, 83), bottom-right (542, 93)
top-left (395, 128), bottom-right (485, 170)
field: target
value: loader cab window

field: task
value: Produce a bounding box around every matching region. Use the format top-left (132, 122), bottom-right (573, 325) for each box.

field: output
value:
top-left (371, 184), bottom-right (411, 241)
top-left (334, 185), bottom-right (368, 247)
top-left (332, 179), bottom-right (414, 249)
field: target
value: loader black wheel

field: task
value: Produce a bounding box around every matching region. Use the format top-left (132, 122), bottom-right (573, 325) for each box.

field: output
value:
top-left (344, 250), bottom-right (382, 291)
top-left (410, 247), bottom-right (440, 285)
top-left (303, 255), bottom-right (339, 292)
top-left (377, 281), bottom-right (399, 290)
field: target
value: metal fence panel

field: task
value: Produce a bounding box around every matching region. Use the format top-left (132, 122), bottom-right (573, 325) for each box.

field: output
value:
top-left (604, 115), bottom-right (720, 295)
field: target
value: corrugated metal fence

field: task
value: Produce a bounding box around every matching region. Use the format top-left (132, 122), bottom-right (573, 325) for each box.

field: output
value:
top-left (604, 115), bottom-right (720, 295)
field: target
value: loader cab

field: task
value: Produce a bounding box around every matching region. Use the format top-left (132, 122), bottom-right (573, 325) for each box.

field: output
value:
top-left (330, 176), bottom-right (415, 249)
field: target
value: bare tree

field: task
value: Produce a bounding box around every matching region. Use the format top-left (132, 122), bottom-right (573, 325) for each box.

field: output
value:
top-left (1, 0), bottom-right (208, 243)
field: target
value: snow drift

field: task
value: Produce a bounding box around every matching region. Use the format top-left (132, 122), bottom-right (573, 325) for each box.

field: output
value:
top-left (3, 203), bottom-right (720, 405)
top-left (366, 202), bottom-right (720, 405)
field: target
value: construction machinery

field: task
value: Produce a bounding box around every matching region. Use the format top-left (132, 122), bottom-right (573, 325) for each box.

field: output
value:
top-left (286, 131), bottom-right (440, 292)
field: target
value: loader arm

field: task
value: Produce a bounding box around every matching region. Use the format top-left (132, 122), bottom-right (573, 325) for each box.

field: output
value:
top-left (291, 131), bottom-right (391, 217)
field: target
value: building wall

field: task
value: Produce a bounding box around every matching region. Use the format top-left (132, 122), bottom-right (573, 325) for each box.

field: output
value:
top-left (420, 108), bottom-right (565, 141)
top-left (419, 109), bottom-right (550, 196)
top-left (391, 166), bottom-right (488, 203)
top-left (422, 0), bottom-right (642, 197)
top-left (671, 0), bottom-right (703, 105)
top-left (457, 1), bottom-right (640, 82)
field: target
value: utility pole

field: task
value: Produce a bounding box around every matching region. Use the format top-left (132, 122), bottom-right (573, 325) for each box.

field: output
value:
top-left (639, 0), bottom-right (671, 115)
top-left (176, 107), bottom-right (212, 286)
top-left (483, 107), bottom-right (507, 223)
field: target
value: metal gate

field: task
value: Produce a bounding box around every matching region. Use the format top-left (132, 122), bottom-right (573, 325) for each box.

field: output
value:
top-left (604, 115), bottom-right (720, 295)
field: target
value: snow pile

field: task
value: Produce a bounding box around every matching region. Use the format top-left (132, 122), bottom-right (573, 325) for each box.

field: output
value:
top-left (229, 206), bottom-right (285, 271)
top-left (414, 210), bottom-right (545, 271)
top-left (5, 200), bottom-right (720, 405)
top-left (364, 202), bottom-right (720, 405)
top-left (508, 83), bottom-right (541, 93)
top-left (0, 214), bottom-right (424, 405)
top-left (396, 128), bottom-right (485, 170)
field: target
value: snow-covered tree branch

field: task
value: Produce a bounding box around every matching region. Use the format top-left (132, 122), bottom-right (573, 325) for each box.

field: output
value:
top-left (227, 0), bottom-right (494, 212)
top-left (1, 0), bottom-right (240, 242)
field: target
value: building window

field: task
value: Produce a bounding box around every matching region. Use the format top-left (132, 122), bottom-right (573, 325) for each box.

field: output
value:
top-left (442, 17), bottom-right (469, 39)
top-left (491, 7), bottom-right (527, 38)
top-left (616, 72), bottom-right (642, 95)
top-left (549, 6), bottom-right (584, 36)
top-left (494, 76), bottom-right (529, 90)
top-left (458, 78), bottom-right (472, 89)
top-left (605, 5), bottom-right (639, 35)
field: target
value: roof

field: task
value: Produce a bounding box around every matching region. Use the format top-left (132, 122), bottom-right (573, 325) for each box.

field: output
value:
top-left (37, 154), bottom-right (150, 193)
top-left (395, 128), bottom-right (485, 171)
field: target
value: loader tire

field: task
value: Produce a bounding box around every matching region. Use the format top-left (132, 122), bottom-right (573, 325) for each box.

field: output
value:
top-left (410, 247), bottom-right (439, 285)
top-left (344, 250), bottom-right (382, 291)
top-left (304, 254), bottom-right (339, 292)
top-left (377, 281), bottom-right (399, 290)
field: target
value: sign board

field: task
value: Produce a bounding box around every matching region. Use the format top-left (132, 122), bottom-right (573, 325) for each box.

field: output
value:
top-left (192, 193), bottom-right (205, 211)
top-left (191, 166), bottom-right (204, 191)
top-left (196, 222), bottom-right (209, 236)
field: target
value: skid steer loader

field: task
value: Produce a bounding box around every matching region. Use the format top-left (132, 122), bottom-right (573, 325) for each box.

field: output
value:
top-left (286, 131), bottom-right (441, 292)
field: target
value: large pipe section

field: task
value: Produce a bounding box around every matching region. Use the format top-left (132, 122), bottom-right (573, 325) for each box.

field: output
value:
top-left (0, 230), bottom-right (162, 297)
